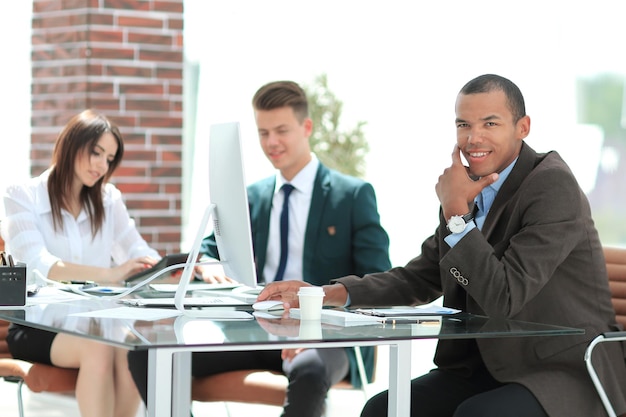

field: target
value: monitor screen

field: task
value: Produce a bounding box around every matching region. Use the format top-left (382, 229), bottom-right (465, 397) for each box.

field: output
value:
top-left (207, 121), bottom-right (257, 287)
top-left (175, 122), bottom-right (257, 309)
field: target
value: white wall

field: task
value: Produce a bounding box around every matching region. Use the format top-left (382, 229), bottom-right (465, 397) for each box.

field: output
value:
top-left (2, 1), bottom-right (625, 259)
top-left (183, 0), bottom-right (626, 264)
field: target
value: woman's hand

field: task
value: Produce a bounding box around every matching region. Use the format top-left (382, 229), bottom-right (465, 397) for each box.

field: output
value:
top-left (115, 256), bottom-right (159, 282)
top-left (49, 256), bottom-right (158, 284)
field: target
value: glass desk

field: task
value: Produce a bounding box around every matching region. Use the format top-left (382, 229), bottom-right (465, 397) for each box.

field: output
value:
top-left (0, 298), bottom-right (583, 417)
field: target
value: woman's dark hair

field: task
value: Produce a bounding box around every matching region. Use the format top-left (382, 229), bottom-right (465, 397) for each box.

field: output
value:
top-left (47, 109), bottom-right (124, 236)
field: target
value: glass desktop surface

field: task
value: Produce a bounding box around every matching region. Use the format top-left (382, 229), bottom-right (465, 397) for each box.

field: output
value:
top-left (0, 299), bottom-right (583, 351)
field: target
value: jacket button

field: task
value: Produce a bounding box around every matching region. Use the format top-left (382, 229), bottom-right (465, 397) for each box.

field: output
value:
top-left (450, 267), bottom-right (468, 285)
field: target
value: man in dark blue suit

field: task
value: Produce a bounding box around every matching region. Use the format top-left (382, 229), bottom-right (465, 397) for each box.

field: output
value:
top-left (198, 80), bottom-right (390, 416)
top-left (128, 81), bottom-right (390, 417)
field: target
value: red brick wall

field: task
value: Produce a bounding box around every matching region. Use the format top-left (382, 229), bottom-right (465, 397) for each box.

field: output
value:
top-left (31, 0), bottom-right (184, 254)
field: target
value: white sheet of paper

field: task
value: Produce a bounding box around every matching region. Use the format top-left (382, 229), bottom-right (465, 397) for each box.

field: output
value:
top-left (69, 306), bottom-right (181, 320)
top-left (26, 286), bottom-right (88, 305)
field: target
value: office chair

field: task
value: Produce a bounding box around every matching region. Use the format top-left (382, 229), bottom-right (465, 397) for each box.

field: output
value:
top-left (584, 246), bottom-right (626, 417)
top-left (192, 346), bottom-right (375, 413)
top-left (0, 320), bottom-right (78, 417)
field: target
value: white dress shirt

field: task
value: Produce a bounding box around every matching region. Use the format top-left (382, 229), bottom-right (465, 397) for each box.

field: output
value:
top-left (1, 169), bottom-right (159, 283)
top-left (263, 155), bottom-right (318, 283)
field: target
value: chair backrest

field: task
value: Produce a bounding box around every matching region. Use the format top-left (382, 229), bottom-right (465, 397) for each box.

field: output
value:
top-left (604, 246), bottom-right (626, 328)
top-left (0, 320), bottom-right (13, 359)
top-left (191, 346), bottom-right (376, 405)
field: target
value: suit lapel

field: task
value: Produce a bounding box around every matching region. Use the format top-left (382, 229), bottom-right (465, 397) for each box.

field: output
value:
top-left (302, 164), bottom-right (331, 277)
top-left (253, 178), bottom-right (275, 283)
top-left (481, 142), bottom-right (538, 239)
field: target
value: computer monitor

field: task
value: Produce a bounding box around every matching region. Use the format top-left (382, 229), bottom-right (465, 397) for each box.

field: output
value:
top-left (174, 122), bottom-right (257, 311)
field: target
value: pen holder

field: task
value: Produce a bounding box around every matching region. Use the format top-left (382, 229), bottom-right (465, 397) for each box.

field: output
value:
top-left (0, 262), bottom-right (26, 306)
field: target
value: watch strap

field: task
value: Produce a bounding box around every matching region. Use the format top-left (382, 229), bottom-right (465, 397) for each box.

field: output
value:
top-left (461, 211), bottom-right (475, 223)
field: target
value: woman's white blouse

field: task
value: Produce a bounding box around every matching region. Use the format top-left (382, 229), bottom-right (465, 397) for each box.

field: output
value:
top-left (1, 170), bottom-right (159, 282)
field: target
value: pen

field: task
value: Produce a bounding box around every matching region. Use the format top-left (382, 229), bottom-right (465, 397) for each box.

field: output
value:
top-left (380, 318), bottom-right (440, 325)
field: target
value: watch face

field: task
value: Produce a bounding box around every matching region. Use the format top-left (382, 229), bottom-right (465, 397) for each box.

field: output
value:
top-left (448, 216), bottom-right (466, 233)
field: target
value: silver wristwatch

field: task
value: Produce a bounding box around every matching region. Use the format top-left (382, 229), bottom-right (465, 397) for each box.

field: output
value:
top-left (447, 212), bottom-right (474, 234)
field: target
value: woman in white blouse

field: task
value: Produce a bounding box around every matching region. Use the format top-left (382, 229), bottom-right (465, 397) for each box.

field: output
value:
top-left (1, 109), bottom-right (159, 417)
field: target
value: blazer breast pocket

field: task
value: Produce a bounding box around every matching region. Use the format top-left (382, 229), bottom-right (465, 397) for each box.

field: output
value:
top-left (316, 226), bottom-right (350, 259)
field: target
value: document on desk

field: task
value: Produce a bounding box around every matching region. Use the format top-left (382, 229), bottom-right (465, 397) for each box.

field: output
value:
top-left (290, 308), bottom-right (382, 326)
top-left (26, 286), bottom-right (88, 304)
top-left (70, 307), bottom-right (181, 320)
top-left (69, 306), bottom-right (253, 321)
top-left (354, 305), bottom-right (461, 317)
top-left (289, 309), bottom-right (445, 327)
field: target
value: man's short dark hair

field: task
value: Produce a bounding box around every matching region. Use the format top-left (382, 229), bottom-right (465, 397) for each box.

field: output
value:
top-left (459, 74), bottom-right (526, 122)
top-left (252, 81), bottom-right (309, 122)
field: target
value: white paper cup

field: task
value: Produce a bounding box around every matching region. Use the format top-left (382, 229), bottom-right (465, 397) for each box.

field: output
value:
top-left (297, 287), bottom-right (324, 321)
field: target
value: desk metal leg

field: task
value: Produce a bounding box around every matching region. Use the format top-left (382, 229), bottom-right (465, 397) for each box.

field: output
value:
top-left (147, 349), bottom-right (191, 417)
top-left (388, 340), bottom-right (412, 417)
top-left (148, 348), bottom-right (172, 417)
top-left (172, 351), bottom-right (192, 416)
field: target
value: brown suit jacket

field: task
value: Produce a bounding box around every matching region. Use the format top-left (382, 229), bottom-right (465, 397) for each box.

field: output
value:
top-left (336, 142), bottom-right (626, 416)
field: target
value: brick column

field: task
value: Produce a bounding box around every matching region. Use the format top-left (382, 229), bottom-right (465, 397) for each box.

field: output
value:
top-left (31, 0), bottom-right (184, 254)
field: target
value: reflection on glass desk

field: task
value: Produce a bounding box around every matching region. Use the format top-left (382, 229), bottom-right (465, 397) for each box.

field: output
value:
top-left (0, 299), bottom-right (584, 417)
top-left (0, 299), bottom-right (583, 348)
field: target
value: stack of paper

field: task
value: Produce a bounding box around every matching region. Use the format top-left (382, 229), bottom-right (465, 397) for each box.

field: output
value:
top-left (290, 308), bottom-right (382, 327)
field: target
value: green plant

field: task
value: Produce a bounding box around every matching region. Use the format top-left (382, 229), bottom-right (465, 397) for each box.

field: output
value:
top-left (304, 74), bottom-right (369, 178)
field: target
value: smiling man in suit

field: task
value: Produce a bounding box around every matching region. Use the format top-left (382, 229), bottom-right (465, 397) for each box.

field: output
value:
top-left (257, 74), bottom-right (626, 417)
top-left (128, 80), bottom-right (391, 417)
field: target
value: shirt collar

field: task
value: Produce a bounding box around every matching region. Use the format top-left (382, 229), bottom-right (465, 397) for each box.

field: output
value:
top-left (478, 157), bottom-right (518, 213)
top-left (274, 153), bottom-right (319, 195)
